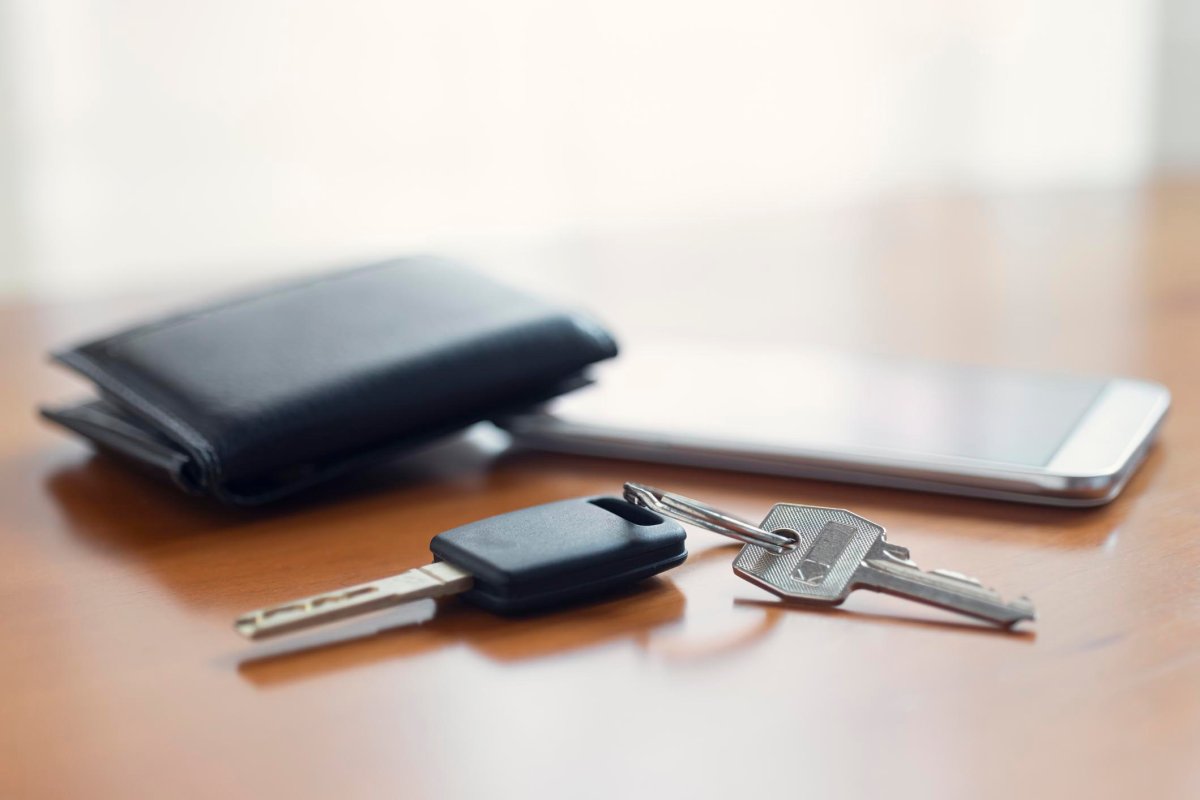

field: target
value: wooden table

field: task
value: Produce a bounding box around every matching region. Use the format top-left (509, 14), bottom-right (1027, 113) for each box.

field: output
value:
top-left (2, 181), bottom-right (1198, 799)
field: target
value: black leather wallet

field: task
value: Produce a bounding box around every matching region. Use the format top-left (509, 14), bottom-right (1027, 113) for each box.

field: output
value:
top-left (41, 257), bottom-right (618, 504)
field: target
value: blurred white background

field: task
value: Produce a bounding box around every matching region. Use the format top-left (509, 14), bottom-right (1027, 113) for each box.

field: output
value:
top-left (0, 0), bottom-right (1197, 299)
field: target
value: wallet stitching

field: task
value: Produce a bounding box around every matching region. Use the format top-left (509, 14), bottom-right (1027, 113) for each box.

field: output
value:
top-left (54, 349), bottom-right (221, 488)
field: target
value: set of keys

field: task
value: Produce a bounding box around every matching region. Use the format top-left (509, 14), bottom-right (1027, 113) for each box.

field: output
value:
top-left (234, 484), bottom-right (1034, 641)
top-left (624, 483), bottom-right (1035, 626)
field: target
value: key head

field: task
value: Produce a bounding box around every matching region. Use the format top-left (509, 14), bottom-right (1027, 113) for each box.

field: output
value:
top-left (732, 503), bottom-right (884, 604)
top-left (430, 496), bottom-right (687, 614)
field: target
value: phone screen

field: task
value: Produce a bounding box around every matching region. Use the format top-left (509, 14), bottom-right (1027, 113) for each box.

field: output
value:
top-left (540, 345), bottom-right (1108, 468)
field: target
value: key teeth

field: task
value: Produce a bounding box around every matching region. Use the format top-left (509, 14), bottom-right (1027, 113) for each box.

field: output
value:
top-left (929, 566), bottom-right (1041, 624)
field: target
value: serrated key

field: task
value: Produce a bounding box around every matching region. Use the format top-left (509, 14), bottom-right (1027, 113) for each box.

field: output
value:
top-left (732, 503), bottom-right (1035, 627)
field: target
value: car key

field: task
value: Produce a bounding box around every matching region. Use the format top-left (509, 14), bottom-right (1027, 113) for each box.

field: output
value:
top-left (625, 483), bottom-right (1034, 627)
top-left (235, 496), bottom-right (687, 640)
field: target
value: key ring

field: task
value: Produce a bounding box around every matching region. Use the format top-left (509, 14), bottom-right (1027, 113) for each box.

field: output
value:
top-left (623, 483), bottom-right (799, 553)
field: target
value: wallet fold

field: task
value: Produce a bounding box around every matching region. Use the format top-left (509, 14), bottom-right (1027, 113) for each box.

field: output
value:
top-left (41, 257), bottom-right (617, 504)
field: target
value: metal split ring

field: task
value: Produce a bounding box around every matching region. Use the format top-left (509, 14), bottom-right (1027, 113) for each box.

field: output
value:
top-left (623, 482), bottom-right (799, 554)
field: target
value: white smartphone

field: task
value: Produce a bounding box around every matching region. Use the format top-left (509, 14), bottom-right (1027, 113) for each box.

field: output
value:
top-left (501, 344), bottom-right (1170, 507)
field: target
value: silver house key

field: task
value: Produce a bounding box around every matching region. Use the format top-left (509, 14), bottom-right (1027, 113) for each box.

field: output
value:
top-left (625, 483), bottom-right (1035, 627)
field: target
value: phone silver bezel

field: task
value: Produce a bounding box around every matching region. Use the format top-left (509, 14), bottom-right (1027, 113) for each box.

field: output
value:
top-left (502, 377), bottom-right (1169, 507)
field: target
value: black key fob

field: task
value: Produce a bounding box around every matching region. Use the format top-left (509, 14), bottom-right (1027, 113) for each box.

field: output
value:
top-left (429, 496), bottom-right (687, 614)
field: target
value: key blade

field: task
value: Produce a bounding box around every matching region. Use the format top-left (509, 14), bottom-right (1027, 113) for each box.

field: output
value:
top-left (234, 562), bottom-right (473, 640)
top-left (854, 556), bottom-right (1035, 627)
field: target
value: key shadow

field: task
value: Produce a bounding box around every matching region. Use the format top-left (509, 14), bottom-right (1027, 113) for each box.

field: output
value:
top-left (229, 542), bottom-right (769, 687)
top-left (232, 577), bottom-right (688, 688)
top-left (733, 597), bottom-right (1037, 640)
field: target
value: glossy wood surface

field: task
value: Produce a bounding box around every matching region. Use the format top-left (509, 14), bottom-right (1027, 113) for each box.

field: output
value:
top-left (2, 182), bottom-right (1198, 799)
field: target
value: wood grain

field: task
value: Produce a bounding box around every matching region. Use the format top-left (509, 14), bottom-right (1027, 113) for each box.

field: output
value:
top-left (2, 181), bottom-right (1198, 799)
